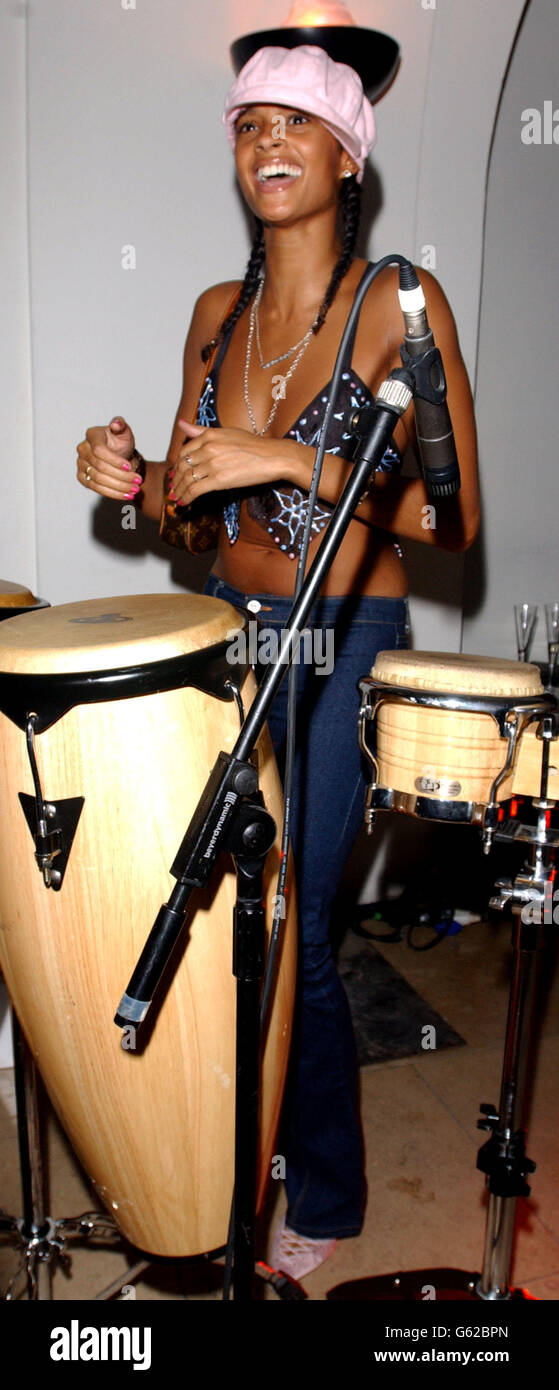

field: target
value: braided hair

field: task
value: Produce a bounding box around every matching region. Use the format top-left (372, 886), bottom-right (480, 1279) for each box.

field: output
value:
top-left (200, 173), bottom-right (362, 361)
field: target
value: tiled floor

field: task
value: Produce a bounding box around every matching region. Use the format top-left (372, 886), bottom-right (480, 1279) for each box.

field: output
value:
top-left (1, 914), bottom-right (558, 1301)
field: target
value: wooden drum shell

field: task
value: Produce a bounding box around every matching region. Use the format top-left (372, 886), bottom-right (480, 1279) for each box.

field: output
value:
top-left (375, 702), bottom-right (506, 805)
top-left (0, 596), bottom-right (296, 1257)
top-left (370, 649), bottom-right (557, 808)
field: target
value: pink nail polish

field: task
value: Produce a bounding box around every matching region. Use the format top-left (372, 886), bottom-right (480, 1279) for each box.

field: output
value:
top-left (124, 490), bottom-right (134, 499)
top-left (169, 490), bottom-right (177, 501)
top-left (122, 461), bottom-right (132, 472)
top-left (134, 474), bottom-right (143, 485)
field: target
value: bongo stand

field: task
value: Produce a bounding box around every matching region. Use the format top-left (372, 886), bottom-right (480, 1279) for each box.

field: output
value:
top-left (327, 714), bottom-right (559, 1301)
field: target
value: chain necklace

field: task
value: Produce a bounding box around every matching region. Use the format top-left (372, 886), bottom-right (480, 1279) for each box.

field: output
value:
top-left (244, 278), bottom-right (318, 436)
top-left (255, 287), bottom-right (311, 369)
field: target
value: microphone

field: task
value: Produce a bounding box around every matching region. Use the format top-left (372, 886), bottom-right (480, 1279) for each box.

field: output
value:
top-left (398, 264), bottom-right (461, 498)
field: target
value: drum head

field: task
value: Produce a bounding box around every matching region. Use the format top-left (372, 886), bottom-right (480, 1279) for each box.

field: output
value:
top-left (0, 579), bottom-right (48, 622)
top-left (0, 593), bottom-right (244, 673)
top-left (371, 649), bottom-right (543, 696)
top-left (0, 579), bottom-right (40, 608)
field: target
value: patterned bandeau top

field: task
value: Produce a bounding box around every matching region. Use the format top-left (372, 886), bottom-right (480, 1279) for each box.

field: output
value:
top-left (196, 274), bottom-right (403, 560)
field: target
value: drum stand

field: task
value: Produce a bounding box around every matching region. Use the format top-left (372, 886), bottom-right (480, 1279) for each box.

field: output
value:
top-left (327, 716), bottom-right (559, 1301)
top-left (0, 1012), bottom-right (144, 1300)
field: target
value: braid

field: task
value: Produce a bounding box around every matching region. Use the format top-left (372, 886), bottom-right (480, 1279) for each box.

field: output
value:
top-left (201, 220), bottom-right (266, 362)
top-left (313, 174), bottom-right (362, 334)
top-left (200, 176), bottom-right (360, 361)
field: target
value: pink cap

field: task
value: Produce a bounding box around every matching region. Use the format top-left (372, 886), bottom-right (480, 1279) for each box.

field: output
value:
top-left (222, 45), bottom-right (376, 184)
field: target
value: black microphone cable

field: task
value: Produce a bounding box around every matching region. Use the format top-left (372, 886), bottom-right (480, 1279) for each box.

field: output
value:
top-left (258, 254), bottom-right (416, 1032)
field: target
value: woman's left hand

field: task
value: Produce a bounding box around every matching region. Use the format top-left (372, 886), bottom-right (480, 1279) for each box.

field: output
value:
top-left (171, 419), bottom-right (291, 502)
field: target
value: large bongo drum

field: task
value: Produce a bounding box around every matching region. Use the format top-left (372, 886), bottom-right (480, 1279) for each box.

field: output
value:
top-left (359, 649), bottom-right (558, 826)
top-left (0, 594), bottom-right (296, 1257)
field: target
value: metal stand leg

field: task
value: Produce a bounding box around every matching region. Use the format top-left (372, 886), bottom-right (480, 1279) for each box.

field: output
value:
top-left (1, 1007), bottom-right (146, 1301)
top-left (327, 830), bottom-right (555, 1301)
top-left (476, 908), bottom-right (543, 1297)
top-left (477, 830), bottom-right (554, 1298)
top-left (10, 1012), bottom-right (51, 1299)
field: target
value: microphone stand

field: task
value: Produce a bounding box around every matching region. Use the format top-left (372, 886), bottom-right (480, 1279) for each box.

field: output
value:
top-left (115, 255), bottom-right (438, 1300)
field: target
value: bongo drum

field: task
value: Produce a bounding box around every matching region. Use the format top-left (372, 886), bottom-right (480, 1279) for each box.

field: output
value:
top-left (359, 649), bottom-right (558, 826)
top-left (0, 594), bottom-right (296, 1257)
top-left (0, 579), bottom-right (48, 622)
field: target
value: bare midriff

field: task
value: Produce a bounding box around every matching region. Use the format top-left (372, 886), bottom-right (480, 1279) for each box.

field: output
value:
top-left (207, 259), bottom-right (409, 599)
top-left (213, 508), bottom-right (408, 598)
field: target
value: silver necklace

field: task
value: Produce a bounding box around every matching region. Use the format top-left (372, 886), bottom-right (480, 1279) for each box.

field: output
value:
top-left (255, 285), bottom-right (311, 369)
top-left (244, 279), bottom-right (317, 436)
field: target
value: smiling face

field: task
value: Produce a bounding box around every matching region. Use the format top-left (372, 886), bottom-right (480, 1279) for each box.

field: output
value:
top-left (233, 103), bottom-right (357, 223)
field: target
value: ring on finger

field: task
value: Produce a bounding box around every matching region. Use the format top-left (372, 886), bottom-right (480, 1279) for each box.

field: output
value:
top-left (85, 465), bottom-right (92, 483)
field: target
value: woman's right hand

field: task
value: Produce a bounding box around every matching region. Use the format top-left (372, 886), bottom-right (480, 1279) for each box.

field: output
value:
top-left (76, 416), bottom-right (143, 500)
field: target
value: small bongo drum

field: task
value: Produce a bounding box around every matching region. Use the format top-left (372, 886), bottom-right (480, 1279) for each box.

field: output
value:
top-left (0, 594), bottom-right (296, 1257)
top-left (0, 579), bottom-right (48, 622)
top-left (359, 649), bottom-right (558, 829)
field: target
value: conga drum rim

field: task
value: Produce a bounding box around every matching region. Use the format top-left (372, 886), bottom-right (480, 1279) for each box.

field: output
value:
top-left (0, 594), bottom-right (248, 732)
top-left (0, 593), bottom-right (244, 672)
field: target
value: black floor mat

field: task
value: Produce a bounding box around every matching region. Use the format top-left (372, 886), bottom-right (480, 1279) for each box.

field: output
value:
top-left (339, 947), bottom-right (465, 1066)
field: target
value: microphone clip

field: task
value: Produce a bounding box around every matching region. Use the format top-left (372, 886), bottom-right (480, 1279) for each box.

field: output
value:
top-left (400, 341), bottom-right (448, 408)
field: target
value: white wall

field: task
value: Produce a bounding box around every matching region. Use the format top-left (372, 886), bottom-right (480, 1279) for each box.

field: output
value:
top-left (2, 0), bottom-right (527, 643)
top-left (463, 0), bottom-right (559, 664)
top-left (0, 0), bottom-right (36, 591)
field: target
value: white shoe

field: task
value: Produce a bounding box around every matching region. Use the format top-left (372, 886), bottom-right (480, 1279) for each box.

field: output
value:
top-left (271, 1218), bottom-right (337, 1280)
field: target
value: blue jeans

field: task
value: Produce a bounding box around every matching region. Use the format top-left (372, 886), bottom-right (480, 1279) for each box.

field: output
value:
top-left (204, 572), bottom-right (409, 1239)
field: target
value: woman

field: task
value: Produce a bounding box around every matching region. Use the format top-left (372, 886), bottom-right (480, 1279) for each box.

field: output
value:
top-left (76, 45), bottom-right (479, 1280)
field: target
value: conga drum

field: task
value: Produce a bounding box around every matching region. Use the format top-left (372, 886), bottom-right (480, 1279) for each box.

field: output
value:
top-left (0, 579), bottom-right (48, 622)
top-left (359, 649), bottom-right (558, 825)
top-left (0, 594), bottom-right (296, 1257)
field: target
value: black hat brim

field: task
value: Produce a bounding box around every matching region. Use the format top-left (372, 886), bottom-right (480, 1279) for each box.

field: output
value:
top-left (230, 28), bottom-right (400, 103)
